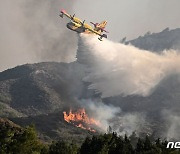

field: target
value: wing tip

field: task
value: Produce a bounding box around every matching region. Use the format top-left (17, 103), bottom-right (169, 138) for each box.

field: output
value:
top-left (60, 9), bottom-right (66, 14)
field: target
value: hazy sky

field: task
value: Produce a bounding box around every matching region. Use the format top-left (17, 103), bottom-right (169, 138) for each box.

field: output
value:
top-left (0, 0), bottom-right (180, 71)
top-left (0, 0), bottom-right (77, 71)
top-left (73, 0), bottom-right (180, 41)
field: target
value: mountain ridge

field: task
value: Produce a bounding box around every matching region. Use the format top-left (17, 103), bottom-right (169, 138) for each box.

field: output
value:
top-left (0, 27), bottom-right (180, 141)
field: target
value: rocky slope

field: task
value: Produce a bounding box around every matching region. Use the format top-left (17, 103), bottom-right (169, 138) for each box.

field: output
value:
top-left (0, 28), bottom-right (180, 141)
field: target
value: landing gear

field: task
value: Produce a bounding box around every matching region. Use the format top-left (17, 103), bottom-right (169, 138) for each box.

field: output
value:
top-left (98, 34), bottom-right (107, 41)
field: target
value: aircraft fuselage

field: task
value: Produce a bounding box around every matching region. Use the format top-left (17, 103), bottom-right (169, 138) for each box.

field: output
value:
top-left (66, 22), bottom-right (85, 33)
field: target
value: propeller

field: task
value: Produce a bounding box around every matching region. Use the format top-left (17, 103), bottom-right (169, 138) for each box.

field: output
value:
top-left (70, 14), bottom-right (75, 20)
top-left (81, 20), bottom-right (85, 26)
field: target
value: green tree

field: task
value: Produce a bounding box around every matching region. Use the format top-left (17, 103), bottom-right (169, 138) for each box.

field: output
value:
top-left (135, 138), bottom-right (144, 154)
top-left (49, 140), bottom-right (78, 154)
top-left (80, 133), bottom-right (135, 154)
top-left (10, 125), bottom-right (47, 154)
top-left (0, 123), bottom-right (47, 154)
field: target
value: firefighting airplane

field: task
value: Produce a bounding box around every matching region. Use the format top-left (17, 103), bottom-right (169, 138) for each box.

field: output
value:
top-left (59, 9), bottom-right (108, 41)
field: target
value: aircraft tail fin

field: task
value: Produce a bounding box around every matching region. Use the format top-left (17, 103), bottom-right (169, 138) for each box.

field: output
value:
top-left (96, 21), bottom-right (108, 33)
top-left (97, 21), bottom-right (107, 29)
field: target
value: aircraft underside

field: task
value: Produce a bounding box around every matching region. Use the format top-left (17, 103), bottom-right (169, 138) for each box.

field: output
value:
top-left (66, 22), bottom-right (85, 33)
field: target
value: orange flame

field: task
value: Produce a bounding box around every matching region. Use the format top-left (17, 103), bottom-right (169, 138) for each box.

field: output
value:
top-left (63, 108), bottom-right (100, 132)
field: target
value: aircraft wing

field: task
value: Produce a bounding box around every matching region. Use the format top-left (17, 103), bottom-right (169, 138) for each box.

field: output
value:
top-left (85, 27), bottom-right (101, 36)
top-left (60, 9), bottom-right (83, 24)
top-left (85, 27), bottom-right (107, 41)
top-left (60, 9), bottom-right (71, 19)
top-left (85, 27), bottom-right (101, 35)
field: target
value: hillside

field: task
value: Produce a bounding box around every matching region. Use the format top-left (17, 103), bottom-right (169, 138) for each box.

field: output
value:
top-left (0, 62), bottom-right (96, 143)
top-left (0, 28), bottom-right (180, 142)
top-left (125, 28), bottom-right (180, 52)
top-left (11, 112), bottom-right (95, 144)
top-left (0, 62), bottom-right (87, 116)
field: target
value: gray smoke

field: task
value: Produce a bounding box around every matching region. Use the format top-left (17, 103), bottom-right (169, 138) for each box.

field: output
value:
top-left (110, 113), bottom-right (150, 136)
top-left (76, 34), bottom-right (180, 138)
top-left (162, 110), bottom-right (180, 141)
top-left (79, 99), bottom-right (149, 136)
top-left (79, 99), bottom-right (120, 132)
top-left (77, 34), bottom-right (180, 97)
top-left (0, 0), bottom-right (77, 71)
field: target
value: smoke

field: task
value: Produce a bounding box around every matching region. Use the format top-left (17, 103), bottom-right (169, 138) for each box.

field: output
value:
top-left (0, 0), bottom-right (77, 71)
top-left (76, 34), bottom-right (180, 138)
top-left (79, 99), bottom-right (121, 131)
top-left (110, 112), bottom-right (150, 136)
top-left (77, 34), bottom-right (180, 97)
top-left (162, 110), bottom-right (180, 141)
top-left (79, 99), bottom-right (149, 136)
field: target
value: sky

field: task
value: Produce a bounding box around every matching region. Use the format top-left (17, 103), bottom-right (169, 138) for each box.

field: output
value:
top-left (0, 0), bottom-right (180, 71)
top-left (74, 0), bottom-right (180, 41)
